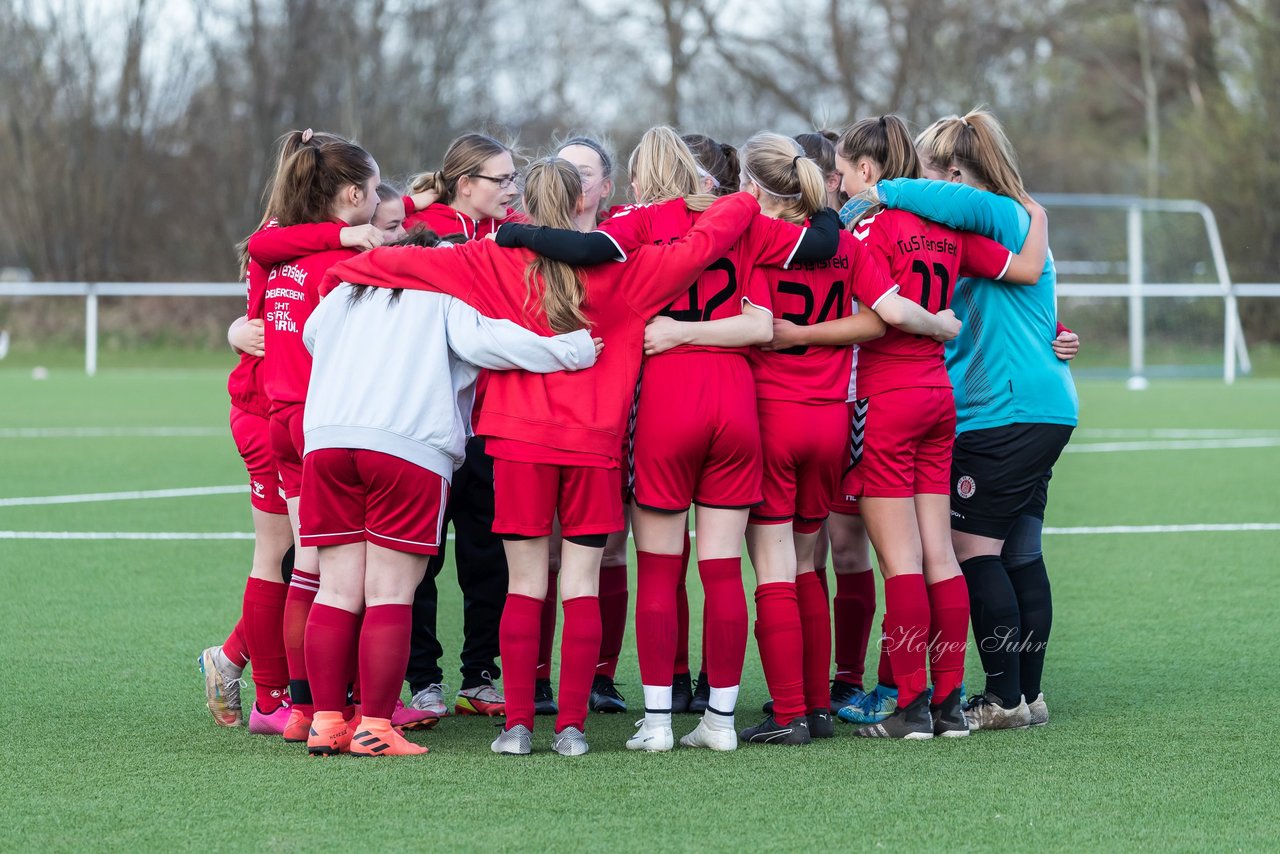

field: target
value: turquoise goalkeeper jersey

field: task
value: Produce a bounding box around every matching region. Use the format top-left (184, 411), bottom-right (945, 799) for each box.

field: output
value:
top-left (876, 179), bottom-right (1078, 434)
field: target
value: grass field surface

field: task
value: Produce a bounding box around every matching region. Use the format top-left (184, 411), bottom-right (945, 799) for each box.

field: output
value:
top-left (1, 366), bottom-right (1277, 851)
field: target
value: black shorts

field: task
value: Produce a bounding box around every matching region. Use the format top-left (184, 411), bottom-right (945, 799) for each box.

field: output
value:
top-left (949, 423), bottom-right (1074, 540)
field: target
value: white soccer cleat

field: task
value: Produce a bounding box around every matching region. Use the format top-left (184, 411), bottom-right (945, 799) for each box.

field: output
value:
top-left (678, 716), bottom-right (738, 752)
top-left (625, 717), bottom-right (674, 752)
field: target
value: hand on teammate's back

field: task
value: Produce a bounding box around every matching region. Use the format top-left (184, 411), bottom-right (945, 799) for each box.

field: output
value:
top-left (931, 308), bottom-right (962, 342)
top-left (643, 316), bottom-right (688, 356)
top-left (1052, 330), bottom-right (1080, 361)
top-left (230, 317), bottom-right (265, 357)
top-left (593, 337), bottom-right (605, 358)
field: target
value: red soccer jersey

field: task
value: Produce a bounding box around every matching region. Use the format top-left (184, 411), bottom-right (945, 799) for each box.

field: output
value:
top-left (263, 246), bottom-right (359, 408)
top-left (229, 221), bottom-right (345, 417)
top-left (320, 193), bottom-right (761, 463)
top-left (404, 203), bottom-right (526, 240)
top-left (749, 231), bottom-right (894, 404)
top-left (850, 208), bottom-right (1012, 395)
top-left (598, 199), bottom-right (806, 356)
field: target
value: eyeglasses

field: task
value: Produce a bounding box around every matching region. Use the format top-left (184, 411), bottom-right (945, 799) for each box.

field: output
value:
top-left (470, 172), bottom-right (521, 190)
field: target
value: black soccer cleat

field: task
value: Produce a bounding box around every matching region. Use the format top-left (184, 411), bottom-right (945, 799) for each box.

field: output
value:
top-left (761, 699), bottom-right (774, 715)
top-left (534, 678), bottom-right (558, 716)
top-left (739, 714), bottom-right (812, 746)
top-left (688, 671), bottom-right (710, 714)
top-left (931, 688), bottom-right (970, 738)
top-left (855, 692), bottom-right (934, 740)
top-left (589, 675), bottom-right (627, 713)
top-left (670, 671), bottom-right (693, 714)
top-left (808, 708), bottom-right (835, 738)
top-left (829, 679), bottom-right (863, 713)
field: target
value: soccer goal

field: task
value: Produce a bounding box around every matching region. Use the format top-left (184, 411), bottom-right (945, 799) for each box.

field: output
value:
top-left (1041, 194), bottom-right (1274, 387)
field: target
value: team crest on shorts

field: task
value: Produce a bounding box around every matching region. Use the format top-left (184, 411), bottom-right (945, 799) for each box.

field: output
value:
top-left (956, 475), bottom-right (977, 500)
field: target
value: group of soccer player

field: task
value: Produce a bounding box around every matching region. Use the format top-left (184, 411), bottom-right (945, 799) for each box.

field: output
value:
top-left (198, 106), bottom-right (1080, 758)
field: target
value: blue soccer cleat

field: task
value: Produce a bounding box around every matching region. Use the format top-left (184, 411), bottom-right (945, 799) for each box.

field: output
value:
top-left (837, 683), bottom-right (899, 724)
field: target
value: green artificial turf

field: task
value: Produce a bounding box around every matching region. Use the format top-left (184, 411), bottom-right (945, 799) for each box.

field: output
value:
top-left (1, 368), bottom-right (1277, 851)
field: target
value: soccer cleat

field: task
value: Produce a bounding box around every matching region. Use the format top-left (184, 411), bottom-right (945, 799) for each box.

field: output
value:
top-left (1028, 693), bottom-right (1049, 726)
top-left (837, 682), bottom-right (898, 724)
top-left (589, 675), bottom-right (627, 713)
top-left (307, 711), bottom-right (352, 756)
top-left (409, 684), bottom-right (449, 718)
top-left (282, 706), bottom-right (313, 742)
top-left (455, 675), bottom-right (505, 717)
top-left (964, 692), bottom-right (1032, 731)
top-left (198, 646), bottom-right (244, 727)
top-left (761, 699), bottom-right (775, 715)
top-left (391, 698), bottom-right (439, 731)
top-left (687, 671), bottom-right (710, 714)
top-left (678, 714), bottom-right (738, 751)
top-left (829, 679), bottom-right (866, 714)
top-left (670, 672), bottom-right (693, 714)
top-left (552, 726), bottom-right (590, 756)
top-left (930, 688), bottom-right (970, 738)
top-left (625, 717), bottom-right (674, 752)
top-left (533, 679), bottom-right (558, 715)
top-left (855, 693), bottom-right (934, 740)
top-left (808, 709), bottom-right (835, 739)
top-left (491, 724), bottom-right (533, 755)
top-left (350, 717), bottom-right (429, 757)
top-left (247, 702), bottom-right (292, 736)
top-left (740, 714), bottom-right (812, 745)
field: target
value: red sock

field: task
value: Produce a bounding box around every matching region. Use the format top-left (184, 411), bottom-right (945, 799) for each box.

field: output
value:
top-left (536, 569), bottom-right (559, 680)
top-left (635, 551), bottom-right (683, 686)
top-left (283, 569), bottom-right (320, 715)
top-left (796, 571), bottom-right (832, 711)
top-left (882, 574), bottom-right (930, 708)
top-left (699, 557), bottom-right (747, 688)
top-left (927, 575), bottom-right (969, 704)
top-left (499, 594), bottom-right (543, 731)
top-left (877, 618), bottom-right (895, 688)
top-left (596, 563), bottom-right (628, 678)
top-left (242, 578), bottom-right (288, 712)
top-left (674, 535), bottom-right (691, 675)
top-left (833, 570), bottom-right (876, 688)
top-left (754, 582), bottom-right (805, 725)
top-left (303, 603), bottom-right (359, 713)
top-left (357, 604), bottom-right (411, 719)
top-left (557, 596), bottom-right (602, 732)
top-left (222, 618), bottom-right (250, 668)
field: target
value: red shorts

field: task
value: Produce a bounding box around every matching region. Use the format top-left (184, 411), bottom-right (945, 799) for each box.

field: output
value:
top-left (750, 399), bottom-right (846, 534)
top-left (269, 403), bottom-right (306, 500)
top-left (841, 386), bottom-right (955, 499)
top-left (493, 460), bottom-right (623, 538)
top-left (631, 351), bottom-right (762, 511)
top-left (829, 401), bottom-right (864, 515)
top-left (230, 405), bottom-right (287, 514)
top-left (299, 448), bottom-right (448, 555)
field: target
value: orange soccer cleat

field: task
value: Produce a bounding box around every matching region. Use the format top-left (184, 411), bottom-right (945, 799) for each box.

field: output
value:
top-left (307, 711), bottom-right (353, 756)
top-left (282, 706), bottom-right (313, 743)
top-left (349, 717), bottom-right (429, 757)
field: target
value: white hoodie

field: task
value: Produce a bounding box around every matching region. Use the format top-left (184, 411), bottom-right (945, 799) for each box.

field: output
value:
top-left (302, 283), bottom-right (596, 481)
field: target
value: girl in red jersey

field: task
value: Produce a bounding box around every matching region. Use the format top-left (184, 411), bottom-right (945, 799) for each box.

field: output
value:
top-left (201, 131), bottom-right (385, 735)
top-left (821, 116), bottom-right (1048, 739)
top-left (535, 135), bottom-right (634, 716)
top-left (319, 158), bottom-right (761, 755)
top-left (405, 133), bottom-right (525, 238)
top-left (794, 129), bottom-right (878, 716)
top-left (495, 127), bottom-right (841, 751)
top-left (248, 131), bottom-right (381, 741)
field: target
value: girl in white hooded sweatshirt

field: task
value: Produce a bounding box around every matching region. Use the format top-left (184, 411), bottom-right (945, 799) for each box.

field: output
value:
top-left (297, 229), bottom-right (601, 758)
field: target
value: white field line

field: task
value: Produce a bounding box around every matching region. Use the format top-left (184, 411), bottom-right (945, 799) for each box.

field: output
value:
top-left (1075, 428), bottom-right (1280, 439)
top-left (1065, 437), bottom-right (1280, 453)
top-left (0, 427), bottom-right (225, 438)
top-left (0, 485), bottom-right (246, 507)
top-left (3, 523), bottom-right (1279, 541)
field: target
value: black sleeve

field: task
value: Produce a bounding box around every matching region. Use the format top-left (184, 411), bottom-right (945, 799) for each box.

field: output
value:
top-left (790, 207), bottom-right (840, 263)
top-left (494, 224), bottom-right (622, 265)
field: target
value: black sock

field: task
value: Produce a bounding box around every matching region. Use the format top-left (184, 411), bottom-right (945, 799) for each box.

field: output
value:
top-left (959, 555), bottom-right (1022, 708)
top-left (1006, 555), bottom-right (1052, 700)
